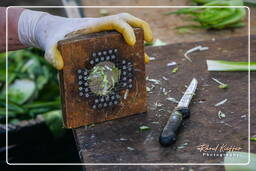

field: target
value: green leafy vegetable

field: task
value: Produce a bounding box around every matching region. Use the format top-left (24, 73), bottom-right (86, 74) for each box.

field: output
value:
top-left (167, 0), bottom-right (246, 30)
top-left (172, 67), bottom-right (179, 73)
top-left (251, 137), bottom-right (256, 141)
top-left (0, 48), bottom-right (62, 136)
top-left (207, 60), bottom-right (256, 71)
top-left (139, 125), bottom-right (150, 131)
top-left (42, 110), bottom-right (64, 138)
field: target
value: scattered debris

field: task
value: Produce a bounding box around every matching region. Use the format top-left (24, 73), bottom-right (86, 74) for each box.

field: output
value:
top-left (154, 102), bottom-right (163, 108)
top-left (146, 77), bottom-right (161, 85)
top-left (124, 89), bottom-right (129, 100)
top-left (139, 125), bottom-right (150, 131)
top-left (151, 121), bottom-right (160, 124)
top-left (166, 97), bottom-right (179, 103)
top-left (214, 99), bottom-right (228, 107)
top-left (218, 111), bottom-right (226, 119)
top-left (172, 67), bottom-right (178, 73)
top-left (120, 138), bottom-right (128, 141)
top-left (149, 57), bottom-right (156, 61)
top-left (127, 147), bottom-right (135, 151)
top-left (184, 45), bottom-right (209, 62)
top-left (166, 62), bottom-right (177, 67)
top-left (88, 124), bottom-right (95, 128)
top-left (152, 39), bottom-right (167, 47)
top-left (212, 78), bottom-right (229, 89)
top-left (162, 76), bottom-right (168, 81)
top-left (241, 114), bottom-right (247, 118)
top-left (146, 87), bottom-right (151, 92)
top-left (177, 142), bottom-right (188, 149)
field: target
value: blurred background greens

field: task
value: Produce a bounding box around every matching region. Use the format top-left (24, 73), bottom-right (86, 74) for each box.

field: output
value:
top-left (0, 48), bottom-right (63, 137)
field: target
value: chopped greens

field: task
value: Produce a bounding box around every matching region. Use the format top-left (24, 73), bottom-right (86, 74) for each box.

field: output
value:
top-left (172, 67), bottom-right (178, 73)
top-left (1, 48), bottom-right (62, 137)
top-left (218, 110), bottom-right (226, 119)
top-left (139, 125), bottom-right (150, 131)
top-left (212, 78), bottom-right (229, 89)
top-left (167, 0), bottom-right (246, 30)
top-left (207, 60), bottom-right (256, 71)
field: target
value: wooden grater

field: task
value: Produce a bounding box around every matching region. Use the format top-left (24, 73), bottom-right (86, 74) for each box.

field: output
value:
top-left (57, 28), bottom-right (147, 128)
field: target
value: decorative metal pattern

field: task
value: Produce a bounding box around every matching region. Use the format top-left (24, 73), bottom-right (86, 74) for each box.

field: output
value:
top-left (77, 49), bottom-right (134, 109)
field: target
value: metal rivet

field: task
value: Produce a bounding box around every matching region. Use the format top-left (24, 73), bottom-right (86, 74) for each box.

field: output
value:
top-left (106, 56), bottom-right (110, 60)
top-left (122, 60), bottom-right (126, 64)
top-left (100, 57), bottom-right (105, 61)
top-left (83, 71), bottom-right (88, 75)
top-left (128, 84), bottom-right (133, 88)
top-left (114, 100), bottom-right (118, 105)
top-left (95, 99), bottom-right (99, 103)
top-left (85, 93), bottom-right (90, 98)
top-left (103, 51), bottom-right (107, 55)
top-left (92, 104), bottom-right (97, 109)
top-left (111, 55), bottom-right (116, 59)
top-left (78, 87), bottom-right (83, 91)
top-left (122, 71), bottom-right (127, 76)
top-left (123, 77), bottom-right (127, 81)
top-left (128, 79), bottom-right (132, 82)
top-left (114, 49), bottom-right (118, 53)
top-left (78, 81), bottom-right (83, 85)
top-left (98, 52), bottom-right (102, 56)
top-left (100, 98), bottom-right (105, 102)
top-left (109, 101), bottom-right (113, 106)
top-left (79, 92), bottom-right (83, 96)
top-left (95, 58), bottom-right (99, 63)
top-left (92, 52), bottom-right (96, 57)
top-left (123, 83), bottom-right (127, 87)
top-left (108, 49), bottom-right (113, 54)
top-left (103, 103), bottom-right (108, 107)
top-left (84, 82), bottom-right (88, 86)
top-left (98, 104), bottom-right (102, 108)
top-left (111, 96), bottom-right (115, 100)
top-left (122, 66), bottom-right (127, 70)
top-left (83, 77), bottom-right (87, 80)
top-left (105, 96), bottom-right (110, 101)
top-left (78, 75), bottom-right (83, 79)
top-left (90, 60), bottom-right (94, 65)
top-left (77, 69), bottom-right (82, 74)
top-left (128, 67), bottom-right (132, 72)
top-left (116, 94), bottom-right (121, 99)
top-left (84, 88), bottom-right (89, 92)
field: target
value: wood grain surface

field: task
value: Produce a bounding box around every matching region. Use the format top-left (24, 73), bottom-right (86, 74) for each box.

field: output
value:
top-left (58, 28), bottom-right (146, 128)
top-left (73, 35), bottom-right (255, 170)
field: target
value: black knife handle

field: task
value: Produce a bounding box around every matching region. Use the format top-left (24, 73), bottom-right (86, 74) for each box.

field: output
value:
top-left (159, 108), bottom-right (190, 147)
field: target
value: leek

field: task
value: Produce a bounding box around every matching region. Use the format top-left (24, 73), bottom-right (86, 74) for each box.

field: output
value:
top-left (207, 60), bottom-right (256, 71)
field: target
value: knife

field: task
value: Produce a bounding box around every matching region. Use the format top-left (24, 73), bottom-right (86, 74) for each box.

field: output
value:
top-left (159, 78), bottom-right (198, 147)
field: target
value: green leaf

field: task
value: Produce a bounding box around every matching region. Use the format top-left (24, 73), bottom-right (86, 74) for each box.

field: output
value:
top-left (42, 110), bottom-right (65, 138)
top-left (172, 67), bottom-right (179, 73)
top-left (139, 125), bottom-right (150, 131)
top-left (8, 79), bottom-right (36, 105)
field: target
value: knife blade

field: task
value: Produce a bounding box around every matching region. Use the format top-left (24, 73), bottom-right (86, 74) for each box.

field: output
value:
top-left (159, 78), bottom-right (198, 147)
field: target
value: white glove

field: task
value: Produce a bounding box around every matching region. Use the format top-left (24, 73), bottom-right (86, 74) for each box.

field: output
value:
top-left (18, 9), bottom-right (153, 70)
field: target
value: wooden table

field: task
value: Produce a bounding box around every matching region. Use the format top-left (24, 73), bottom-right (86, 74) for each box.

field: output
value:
top-left (73, 35), bottom-right (256, 171)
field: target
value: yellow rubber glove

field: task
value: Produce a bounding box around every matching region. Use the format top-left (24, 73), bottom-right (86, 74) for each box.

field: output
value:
top-left (18, 10), bottom-right (153, 70)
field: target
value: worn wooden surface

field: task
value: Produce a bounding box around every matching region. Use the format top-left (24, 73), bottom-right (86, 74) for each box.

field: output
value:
top-left (73, 35), bottom-right (255, 171)
top-left (57, 28), bottom-right (146, 128)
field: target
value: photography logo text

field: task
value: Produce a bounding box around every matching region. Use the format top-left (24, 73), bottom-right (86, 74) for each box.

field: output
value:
top-left (196, 144), bottom-right (242, 158)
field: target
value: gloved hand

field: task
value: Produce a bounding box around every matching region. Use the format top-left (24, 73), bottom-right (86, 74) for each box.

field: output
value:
top-left (18, 10), bottom-right (153, 70)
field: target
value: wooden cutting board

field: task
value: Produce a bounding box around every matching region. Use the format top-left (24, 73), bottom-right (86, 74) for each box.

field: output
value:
top-left (73, 35), bottom-right (256, 170)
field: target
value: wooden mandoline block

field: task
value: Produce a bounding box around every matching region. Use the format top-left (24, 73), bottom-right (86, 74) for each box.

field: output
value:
top-left (57, 28), bottom-right (147, 128)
